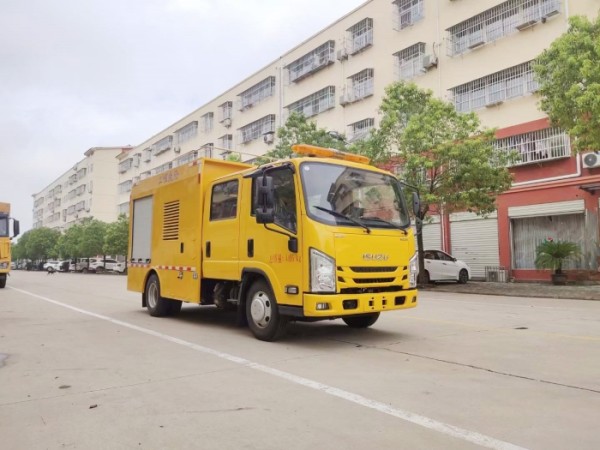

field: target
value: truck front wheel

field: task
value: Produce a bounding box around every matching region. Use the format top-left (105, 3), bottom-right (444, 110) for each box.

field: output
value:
top-left (145, 274), bottom-right (170, 317)
top-left (246, 280), bottom-right (288, 341)
top-left (342, 313), bottom-right (380, 328)
top-left (0, 274), bottom-right (6, 288)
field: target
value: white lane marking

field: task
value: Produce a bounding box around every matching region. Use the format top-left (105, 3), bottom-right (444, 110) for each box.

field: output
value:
top-left (10, 286), bottom-right (528, 450)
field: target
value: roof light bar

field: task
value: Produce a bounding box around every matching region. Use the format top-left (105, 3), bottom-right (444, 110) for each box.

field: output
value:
top-left (292, 144), bottom-right (370, 165)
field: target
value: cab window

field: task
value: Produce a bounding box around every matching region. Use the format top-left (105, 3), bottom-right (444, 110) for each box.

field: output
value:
top-left (210, 180), bottom-right (239, 220)
top-left (252, 168), bottom-right (297, 233)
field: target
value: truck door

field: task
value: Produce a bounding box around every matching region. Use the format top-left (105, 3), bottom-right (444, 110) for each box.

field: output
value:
top-left (239, 167), bottom-right (303, 308)
top-left (202, 178), bottom-right (240, 280)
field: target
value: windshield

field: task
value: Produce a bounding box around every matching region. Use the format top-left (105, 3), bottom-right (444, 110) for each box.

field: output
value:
top-left (0, 216), bottom-right (8, 237)
top-left (300, 162), bottom-right (411, 229)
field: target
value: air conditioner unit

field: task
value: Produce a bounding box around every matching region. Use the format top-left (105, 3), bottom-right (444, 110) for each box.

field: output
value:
top-left (223, 118), bottom-right (232, 127)
top-left (582, 152), bottom-right (600, 169)
top-left (174, 146), bottom-right (181, 153)
top-left (263, 133), bottom-right (275, 144)
top-left (336, 48), bottom-right (348, 61)
top-left (421, 54), bottom-right (438, 71)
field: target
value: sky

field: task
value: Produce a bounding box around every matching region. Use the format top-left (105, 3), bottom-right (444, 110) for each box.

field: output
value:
top-left (0, 0), bottom-right (366, 232)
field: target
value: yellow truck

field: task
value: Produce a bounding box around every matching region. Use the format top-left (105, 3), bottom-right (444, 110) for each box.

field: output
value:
top-left (0, 202), bottom-right (20, 288)
top-left (128, 144), bottom-right (419, 340)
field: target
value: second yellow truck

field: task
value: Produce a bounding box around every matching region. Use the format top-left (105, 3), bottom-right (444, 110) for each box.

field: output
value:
top-left (0, 202), bottom-right (20, 288)
top-left (128, 145), bottom-right (419, 340)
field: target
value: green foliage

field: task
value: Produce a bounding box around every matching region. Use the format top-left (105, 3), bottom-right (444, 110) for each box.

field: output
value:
top-left (79, 218), bottom-right (108, 257)
top-left (360, 81), bottom-right (515, 218)
top-left (56, 223), bottom-right (84, 259)
top-left (15, 227), bottom-right (61, 261)
top-left (535, 238), bottom-right (581, 274)
top-left (226, 153), bottom-right (242, 162)
top-left (534, 15), bottom-right (600, 153)
top-left (256, 112), bottom-right (350, 164)
top-left (103, 214), bottom-right (129, 257)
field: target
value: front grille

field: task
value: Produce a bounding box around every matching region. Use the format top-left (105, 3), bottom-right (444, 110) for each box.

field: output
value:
top-left (353, 277), bottom-right (395, 284)
top-left (349, 266), bottom-right (397, 273)
top-left (340, 286), bottom-right (403, 294)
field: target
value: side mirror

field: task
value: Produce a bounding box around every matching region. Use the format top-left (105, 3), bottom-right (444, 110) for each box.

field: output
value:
top-left (412, 192), bottom-right (421, 217)
top-left (13, 219), bottom-right (20, 238)
top-left (255, 175), bottom-right (275, 224)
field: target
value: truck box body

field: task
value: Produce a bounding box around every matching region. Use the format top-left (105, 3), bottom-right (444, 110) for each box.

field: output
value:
top-left (128, 147), bottom-right (418, 340)
top-left (0, 202), bottom-right (19, 288)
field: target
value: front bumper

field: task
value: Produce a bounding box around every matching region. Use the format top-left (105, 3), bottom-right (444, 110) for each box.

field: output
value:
top-left (303, 289), bottom-right (417, 317)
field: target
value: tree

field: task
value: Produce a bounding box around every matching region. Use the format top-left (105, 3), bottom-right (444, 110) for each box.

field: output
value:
top-left (357, 82), bottom-right (515, 280)
top-left (79, 218), bottom-right (107, 258)
top-left (23, 227), bottom-right (61, 261)
top-left (534, 15), bottom-right (600, 153)
top-left (257, 112), bottom-right (349, 163)
top-left (103, 214), bottom-right (129, 257)
top-left (55, 223), bottom-right (84, 260)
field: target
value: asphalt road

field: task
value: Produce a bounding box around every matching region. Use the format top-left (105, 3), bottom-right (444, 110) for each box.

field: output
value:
top-left (1, 271), bottom-right (599, 450)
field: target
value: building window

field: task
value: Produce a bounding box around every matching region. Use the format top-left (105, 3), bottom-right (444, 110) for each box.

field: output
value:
top-left (174, 150), bottom-right (198, 167)
top-left (496, 127), bottom-right (571, 166)
top-left (395, 42), bottom-right (426, 80)
top-left (210, 180), bottom-right (239, 221)
top-left (176, 121), bottom-right (198, 145)
top-left (201, 112), bottom-right (214, 133)
top-left (119, 202), bottom-right (129, 215)
top-left (350, 69), bottom-right (374, 100)
top-left (118, 180), bottom-right (133, 194)
top-left (153, 136), bottom-right (173, 156)
top-left (450, 61), bottom-right (538, 112)
top-left (239, 115), bottom-right (276, 144)
top-left (199, 143), bottom-right (214, 158)
top-left (287, 41), bottom-right (335, 83)
top-left (153, 162), bottom-right (172, 175)
top-left (447, 0), bottom-right (561, 56)
top-left (347, 118), bottom-right (375, 143)
top-left (393, 0), bottom-right (424, 30)
top-left (287, 86), bottom-right (336, 118)
top-left (238, 77), bottom-right (275, 111)
top-left (348, 18), bottom-right (373, 54)
top-left (219, 101), bottom-right (233, 122)
top-left (119, 158), bottom-right (133, 174)
top-left (219, 134), bottom-right (233, 150)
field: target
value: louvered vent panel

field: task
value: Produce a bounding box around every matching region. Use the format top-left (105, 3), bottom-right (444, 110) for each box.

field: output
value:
top-left (163, 200), bottom-right (180, 240)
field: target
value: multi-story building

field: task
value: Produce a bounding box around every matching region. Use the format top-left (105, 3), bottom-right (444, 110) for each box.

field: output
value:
top-left (112, 1), bottom-right (600, 281)
top-left (32, 146), bottom-right (130, 231)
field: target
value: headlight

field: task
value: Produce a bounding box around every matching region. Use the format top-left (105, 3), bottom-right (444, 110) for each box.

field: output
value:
top-left (408, 252), bottom-right (418, 288)
top-left (310, 248), bottom-right (336, 293)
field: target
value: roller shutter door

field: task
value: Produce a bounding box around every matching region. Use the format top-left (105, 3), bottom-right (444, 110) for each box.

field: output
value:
top-left (413, 215), bottom-right (442, 250)
top-left (450, 212), bottom-right (499, 279)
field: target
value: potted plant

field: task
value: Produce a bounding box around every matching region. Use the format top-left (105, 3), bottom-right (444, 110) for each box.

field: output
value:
top-left (534, 238), bottom-right (581, 285)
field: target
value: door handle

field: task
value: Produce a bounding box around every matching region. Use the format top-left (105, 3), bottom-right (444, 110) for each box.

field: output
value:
top-left (206, 241), bottom-right (211, 258)
top-left (247, 239), bottom-right (254, 257)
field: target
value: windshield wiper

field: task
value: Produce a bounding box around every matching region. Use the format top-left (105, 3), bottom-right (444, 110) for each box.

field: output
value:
top-left (359, 216), bottom-right (408, 235)
top-left (314, 206), bottom-right (371, 233)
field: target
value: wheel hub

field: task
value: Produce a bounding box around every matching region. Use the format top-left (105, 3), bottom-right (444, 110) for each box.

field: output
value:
top-left (250, 292), bottom-right (271, 328)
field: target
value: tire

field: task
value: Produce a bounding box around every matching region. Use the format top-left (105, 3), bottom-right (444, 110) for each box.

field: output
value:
top-left (145, 274), bottom-right (170, 317)
top-left (342, 313), bottom-right (380, 328)
top-left (0, 275), bottom-right (6, 288)
top-left (458, 269), bottom-right (469, 284)
top-left (246, 279), bottom-right (288, 341)
top-left (423, 270), bottom-right (431, 285)
top-left (82, 268), bottom-right (89, 274)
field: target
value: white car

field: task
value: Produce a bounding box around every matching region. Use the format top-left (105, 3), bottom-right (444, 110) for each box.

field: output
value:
top-left (87, 258), bottom-right (126, 273)
top-left (420, 250), bottom-right (470, 284)
top-left (43, 260), bottom-right (63, 272)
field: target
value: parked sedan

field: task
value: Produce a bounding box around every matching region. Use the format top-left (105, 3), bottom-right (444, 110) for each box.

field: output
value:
top-left (420, 250), bottom-right (470, 284)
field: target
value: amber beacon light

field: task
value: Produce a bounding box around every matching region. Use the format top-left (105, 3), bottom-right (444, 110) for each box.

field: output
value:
top-left (292, 144), bottom-right (371, 165)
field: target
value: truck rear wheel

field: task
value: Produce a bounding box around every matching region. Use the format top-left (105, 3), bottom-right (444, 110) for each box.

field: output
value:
top-left (342, 313), bottom-right (380, 328)
top-left (146, 274), bottom-right (170, 317)
top-left (0, 274), bottom-right (6, 288)
top-left (246, 279), bottom-right (288, 341)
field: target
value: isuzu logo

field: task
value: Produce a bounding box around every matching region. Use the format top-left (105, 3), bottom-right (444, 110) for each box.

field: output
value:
top-left (362, 253), bottom-right (389, 261)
